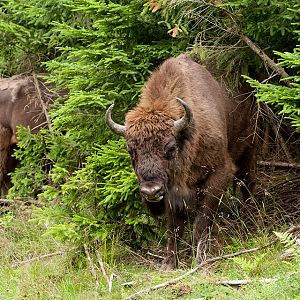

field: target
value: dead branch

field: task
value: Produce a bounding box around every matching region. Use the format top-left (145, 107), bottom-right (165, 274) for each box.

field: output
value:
top-left (238, 33), bottom-right (292, 87)
top-left (270, 123), bottom-right (294, 163)
top-left (258, 161), bottom-right (300, 170)
top-left (122, 280), bottom-right (139, 287)
top-left (126, 247), bottom-right (156, 266)
top-left (125, 240), bottom-right (277, 300)
top-left (32, 72), bottom-right (52, 129)
top-left (84, 244), bottom-right (99, 291)
top-left (216, 278), bottom-right (277, 286)
top-left (146, 251), bottom-right (165, 260)
top-left (95, 250), bottom-right (113, 292)
top-left (216, 6), bottom-right (293, 87)
top-left (260, 72), bottom-right (280, 84)
top-left (261, 123), bottom-right (270, 159)
top-left (13, 250), bottom-right (65, 268)
top-left (108, 273), bottom-right (114, 293)
top-left (125, 265), bottom-right (199, 300)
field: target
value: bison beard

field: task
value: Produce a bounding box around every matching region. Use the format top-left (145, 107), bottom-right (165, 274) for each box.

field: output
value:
top-left (105, 53), bottom-right (257, 269)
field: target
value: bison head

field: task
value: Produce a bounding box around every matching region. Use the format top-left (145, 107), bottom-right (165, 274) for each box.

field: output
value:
top-left (105, 98), bottom-right (193, 215)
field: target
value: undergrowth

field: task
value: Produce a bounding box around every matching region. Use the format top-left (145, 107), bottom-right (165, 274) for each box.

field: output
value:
top-left (1, 204), bottom-right (300, 300)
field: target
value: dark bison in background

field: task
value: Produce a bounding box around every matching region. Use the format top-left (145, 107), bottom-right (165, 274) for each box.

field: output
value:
top-left (106, 53), bottom-right (257, 269)
top-left (0, 74), bottom-right (64, 197)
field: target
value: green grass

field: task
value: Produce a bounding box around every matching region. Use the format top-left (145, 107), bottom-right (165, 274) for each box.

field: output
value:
top-left (0, 209), bottom-right (300, 300)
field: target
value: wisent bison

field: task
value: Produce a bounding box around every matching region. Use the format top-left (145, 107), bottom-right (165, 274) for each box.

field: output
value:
top-left (105, 53), bottom-right (257, 269)
top-left (0, 74), bottom-right (64, 197)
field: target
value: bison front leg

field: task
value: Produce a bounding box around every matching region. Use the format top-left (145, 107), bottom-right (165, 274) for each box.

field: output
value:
top-left (194, 164), bottom-right (234, 264)
top-left (163, 210), bottom-right (185, 270)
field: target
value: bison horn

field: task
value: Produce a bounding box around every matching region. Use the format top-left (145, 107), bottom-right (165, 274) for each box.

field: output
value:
top-left (105, 104), bottom-right (126, 136)
top-left (174, 97), bottom-right (193, 132)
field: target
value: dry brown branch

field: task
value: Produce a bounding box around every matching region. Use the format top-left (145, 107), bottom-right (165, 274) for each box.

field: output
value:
top-left (32, 72), bottom-right (52, 129)
top-left (122, 280), bottom-right (139, 287)
top-left (108, 273), bottom-right (114, 293)
top-left (126, 247), bottom-right (156, 266)
top-left (238, 33), bottom-right (292, 87)
top-left (167, 2), bottom-right (292, 87)
top-left (13, 250), bottom-right (65, 268)
top-left (215, 6), bottom-right (293, 87)
top-left (146, 251), bottom-right (165, 260)
top-left (84, 244), bottom-right (99, 290)
top-left (258, 161), bottom-right (300, 170)
top-left (125, 265), bottom-right (199, 300)
top-left (216, 278), bottom-right (277, 285)
top-left (259, 102), bottom-right (295, 163)
top-left (260, 72), bottom-right (280, 84)
top-left (270, 123), bottom-right (294, 163)
top-left (125, 240), bottom-right (277, 300)
top-left (261, 123), bottom-right (270, 159)
top-left (95, 250), bottom-right (113, 292)
top-left (224, 7), bottom-right (291, 85)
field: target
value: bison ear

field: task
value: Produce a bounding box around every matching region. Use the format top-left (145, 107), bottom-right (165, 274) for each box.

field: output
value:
top-left (174, 97), bottom-right (193, 132)
top-left (105, 104), bottom-right (126, 136)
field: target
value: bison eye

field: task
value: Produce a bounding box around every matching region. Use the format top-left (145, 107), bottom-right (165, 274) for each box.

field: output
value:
top-left (164, 143), bottom-right (177, 160)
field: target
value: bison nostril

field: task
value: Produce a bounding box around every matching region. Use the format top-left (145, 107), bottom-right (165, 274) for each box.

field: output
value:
top-left (140, 182), bottom-right (164, 201)
top-left (140, 185), bottom-right (161, 196)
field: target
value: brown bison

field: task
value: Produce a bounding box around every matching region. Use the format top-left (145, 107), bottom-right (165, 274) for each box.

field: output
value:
top-left (105, 53), bottom-right (257, 269)
top-left (0, 74), bottom-right (64, 197)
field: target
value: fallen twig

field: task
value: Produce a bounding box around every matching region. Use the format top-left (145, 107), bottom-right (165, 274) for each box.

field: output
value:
top-left (217, 271), bottom-right (297, 286)
top-left (126, 265), bottom-right (200, 300)
top-left (13, 250), bottom-right (65, 268)
top-left (217, 278), bottom-right (277, 286)
top-left (270, 123), bottom-right (294, 163)
top-left (126, 247), bottom-right (155, 265)
top-left (84, 244), bottom-right (99, 291)
top-left (258, 160), bottom-right (300, 170)
top-left (122, 280), bottom-right (139, 287)
top-left (95, 250), bottom-right (113, 292)
top-left (146, 251), bottom-right (165, 260)
top-left (108, 273), bottom-right (114, 293)
top-left (125, 240), bottom-right (277, 300)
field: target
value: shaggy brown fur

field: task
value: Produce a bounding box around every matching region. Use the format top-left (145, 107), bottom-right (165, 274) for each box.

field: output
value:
top-left (109, 54), bottom-right (257, 269)
top-left (0, 75), bottom-right (65, 197)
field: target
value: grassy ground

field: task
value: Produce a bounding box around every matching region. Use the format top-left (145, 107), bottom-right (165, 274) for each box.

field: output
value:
top-left (1, 206), bottom-right (300, 300)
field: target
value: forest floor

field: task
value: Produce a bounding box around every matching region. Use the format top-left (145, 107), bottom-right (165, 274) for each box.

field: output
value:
top-left (1, 209), bottom-right (300, 300)
top-left (1, 168), bottom-right (300, 300)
